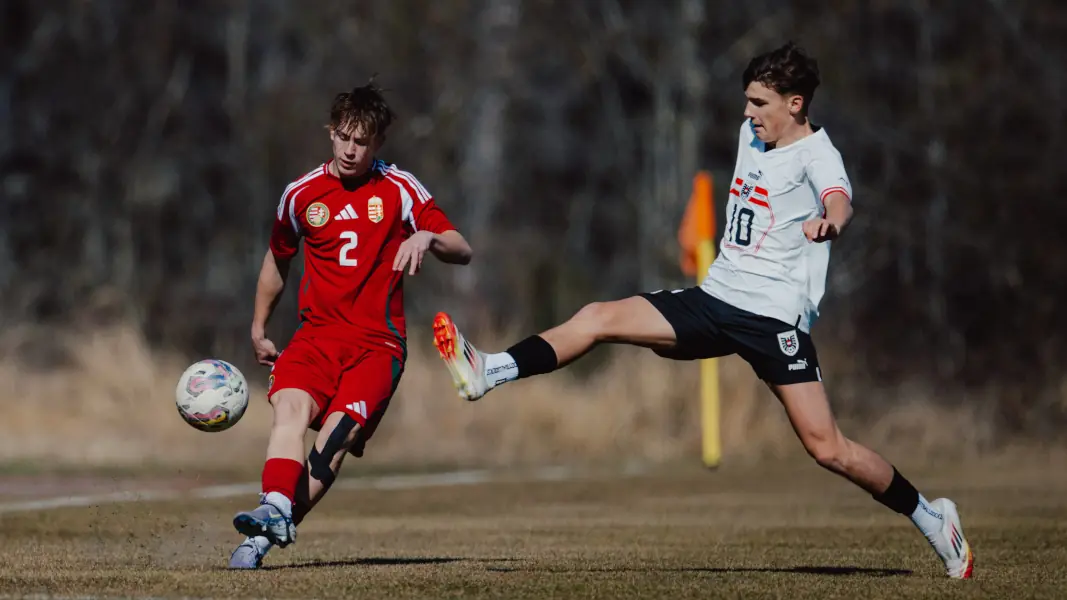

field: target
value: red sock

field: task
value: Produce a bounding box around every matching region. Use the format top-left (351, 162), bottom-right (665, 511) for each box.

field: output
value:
top-left (261, 458), bottom-right (303, 502)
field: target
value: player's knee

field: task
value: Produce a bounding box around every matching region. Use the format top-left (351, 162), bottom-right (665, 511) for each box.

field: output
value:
top-left (807, 442), bottom-right (843, 471)
top-left (307, 413), bottom-right (360, 485)
top-left (803, 431), bottom-right (848, 472)
top-left (269, 389), bottom-right (315, 429)
top-left (320, 412), bottom-right (362, 450)
top-left (570, 301), bottom-right (617, 339)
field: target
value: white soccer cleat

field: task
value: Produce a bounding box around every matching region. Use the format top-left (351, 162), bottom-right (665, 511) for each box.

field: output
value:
top-left (926, 498), bottom-right (974, 579)
top-left (228, 537), bottom-right (267, 569)
top-left (233, 496), bottom-right (297, 548)
top-left (432, 312), bottom-right (490, 401)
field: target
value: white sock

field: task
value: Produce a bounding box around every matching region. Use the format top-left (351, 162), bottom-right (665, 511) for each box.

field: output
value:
top-left (910, 493), bottom-right (943, 538)
top-left (248, 535), bottom-right (273, 554)
top-left (264, 491), bottom-right (293, 517)
top-left (484, 352), bottom-right (519, 388)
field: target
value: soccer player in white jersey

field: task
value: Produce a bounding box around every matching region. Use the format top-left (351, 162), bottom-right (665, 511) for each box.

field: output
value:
top-left (432, 42), bottom-right (973, 579)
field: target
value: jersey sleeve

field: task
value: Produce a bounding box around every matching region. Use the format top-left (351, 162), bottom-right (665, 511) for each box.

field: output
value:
top-left (806, 148), bottom-right (854, 208)
top-left (390, 167), bottom-right (457, 234)
top-left (269, 184), bottom-right (303, 259)
top-left (411, 198), bottom-right (456, 234)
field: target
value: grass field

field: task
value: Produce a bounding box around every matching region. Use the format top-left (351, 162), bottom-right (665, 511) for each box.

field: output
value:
top-left (0, 459), bottom-right (1064, 599)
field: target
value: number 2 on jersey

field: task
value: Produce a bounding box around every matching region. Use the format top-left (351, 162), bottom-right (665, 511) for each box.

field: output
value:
top-left (727, 205), bottom-right (755, 246)
top-left (339, 231), bottom-right (358, 266)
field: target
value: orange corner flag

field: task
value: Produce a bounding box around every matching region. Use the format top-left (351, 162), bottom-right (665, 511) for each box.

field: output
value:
top-left (678, 171), bottom-right (715, 276)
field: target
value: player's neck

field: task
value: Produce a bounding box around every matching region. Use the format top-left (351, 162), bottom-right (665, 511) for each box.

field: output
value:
top-left (766, 119), bottom-right (814, 151)
top-left (328, 159), bottom-right (375, 189)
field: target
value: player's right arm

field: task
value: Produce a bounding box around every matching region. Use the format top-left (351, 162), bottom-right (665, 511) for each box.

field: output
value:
top-left (251, 249), bottom-right (290, 366)
top-left (252, 184), bottom-right (304, 366)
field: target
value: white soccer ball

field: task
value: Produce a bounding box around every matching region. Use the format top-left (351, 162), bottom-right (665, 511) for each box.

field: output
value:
top-left (174, 359), bottom-right (249, 432)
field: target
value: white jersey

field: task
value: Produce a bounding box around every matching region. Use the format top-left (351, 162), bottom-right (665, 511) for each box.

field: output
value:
top-left (702, 120), bottom-right (853, 333)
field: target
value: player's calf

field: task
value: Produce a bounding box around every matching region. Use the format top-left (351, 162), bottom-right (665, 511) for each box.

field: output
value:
top-left (795, 425), bottom-right (862, 481)
top-left (771, 381), bottom-right (973, 579)
top-left (266, 389), bottom-right (318, 463)
top-left (293, 412), bottom-right (361, 524)
top-left (230, 408), bottom-right (364, 567)
top-left (262, 389), bottom-right (318, 517)
top-left (233, 389), bottom-right (316, 548)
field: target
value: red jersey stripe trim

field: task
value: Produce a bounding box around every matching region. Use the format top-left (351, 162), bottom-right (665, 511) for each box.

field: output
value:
top-left (819, 186), bottom-right (851, 202)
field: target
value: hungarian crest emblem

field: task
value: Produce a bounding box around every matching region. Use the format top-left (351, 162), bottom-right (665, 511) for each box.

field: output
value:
top-left (367, 196), bottom-right (384, 223)
top-left (306, 202), bottom-right (330, 227)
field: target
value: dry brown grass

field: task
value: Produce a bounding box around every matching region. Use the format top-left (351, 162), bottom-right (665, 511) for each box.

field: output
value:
top-left (4, 462), bottom-right (1067, 598)
top-left (0, 325), bottom-right (271, 470)
top-left (0, 324), bottom-right (1054, 472)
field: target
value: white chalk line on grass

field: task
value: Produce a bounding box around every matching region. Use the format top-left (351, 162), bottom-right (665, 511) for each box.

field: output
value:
top-left (0, 594), bottom-right (358, 600)
top-left (0, 463), bottom-right (649, 515)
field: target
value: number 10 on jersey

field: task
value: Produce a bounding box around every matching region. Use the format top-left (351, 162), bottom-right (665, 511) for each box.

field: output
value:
top-left (726, 205), bottom-right (755, 246)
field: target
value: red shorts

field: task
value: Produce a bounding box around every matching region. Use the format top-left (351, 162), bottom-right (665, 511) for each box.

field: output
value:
top-left (266, 333), bottom-right (405, 455)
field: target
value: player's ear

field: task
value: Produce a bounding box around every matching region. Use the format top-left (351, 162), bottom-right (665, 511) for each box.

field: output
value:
top-left (787, 94), bottom-right (805, 117)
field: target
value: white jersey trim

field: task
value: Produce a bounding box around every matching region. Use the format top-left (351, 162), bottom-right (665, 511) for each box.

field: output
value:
top-left (277, 164), bottom-right (327, 235)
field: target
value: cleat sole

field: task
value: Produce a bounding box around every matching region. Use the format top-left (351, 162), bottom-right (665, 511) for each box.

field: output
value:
top-left (233, 514), bottom-right (267, 538)
top-left (432, 312), bottom-right (472, 399)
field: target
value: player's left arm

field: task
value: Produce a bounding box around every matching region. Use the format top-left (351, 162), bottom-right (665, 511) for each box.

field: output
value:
top-left (803, 154), bottom-right (854, 243)
top-left (805, 191), bottom-right (853, 242)
top-left (394, 194), bottom-right (472, 274)
top-left (426, 229), bottom-right (472, 264)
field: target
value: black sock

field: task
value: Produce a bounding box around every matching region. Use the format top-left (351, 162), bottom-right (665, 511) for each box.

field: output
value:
top-left (873, 467), bottom-right (920, 515)
top-left (505, 335), bottom-right (558, 379)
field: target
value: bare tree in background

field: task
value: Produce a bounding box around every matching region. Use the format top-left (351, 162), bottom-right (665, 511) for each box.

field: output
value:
top-left (1, 0), bottom-right (1065, 431)
top-left (454, 0), bottom-right (521, 330)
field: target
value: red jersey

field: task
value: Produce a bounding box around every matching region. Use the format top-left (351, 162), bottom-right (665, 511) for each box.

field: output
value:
top-left (269, 159), bottom-right (456, 359)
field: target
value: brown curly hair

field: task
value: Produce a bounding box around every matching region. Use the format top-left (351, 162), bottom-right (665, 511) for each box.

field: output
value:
top-left (329, 79), bottom-right (396, 138)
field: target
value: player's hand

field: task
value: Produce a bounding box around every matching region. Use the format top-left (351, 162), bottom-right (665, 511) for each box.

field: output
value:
top-left (252, 335), bottom-right (280, 367)
top-left (802, 218), bottom-right (839, 243)
top-left (393, 231), bottom-right (435, 275)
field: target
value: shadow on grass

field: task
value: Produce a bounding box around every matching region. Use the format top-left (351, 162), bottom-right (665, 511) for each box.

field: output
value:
top-left (486, 565), bottom-right (912, 577)
top-left (245, 558), bottom-right (910, 578)
top-left (259, 556), bottom-right (521, 570)
top-left (264, 557), bottom-right (465, 570)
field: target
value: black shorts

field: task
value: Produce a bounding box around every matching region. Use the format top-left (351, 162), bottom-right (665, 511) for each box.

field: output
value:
top-left (640, 287), bottom-right (822, 385)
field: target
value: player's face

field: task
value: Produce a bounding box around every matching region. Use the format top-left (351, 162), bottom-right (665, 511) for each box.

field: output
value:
top-left (330, 121), bottom-right (382, 178)
top-left (743, 81), bottom-right (803, 144)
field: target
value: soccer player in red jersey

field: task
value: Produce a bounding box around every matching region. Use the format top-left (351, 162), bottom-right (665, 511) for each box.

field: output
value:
top-left (229, 83), bottom-right (471, 569)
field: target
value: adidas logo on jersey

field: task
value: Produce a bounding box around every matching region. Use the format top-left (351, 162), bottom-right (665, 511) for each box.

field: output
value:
top-left (345, 401), bottom-right (368, 419)
top-left (335, 204), bottom-right (359, 221)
